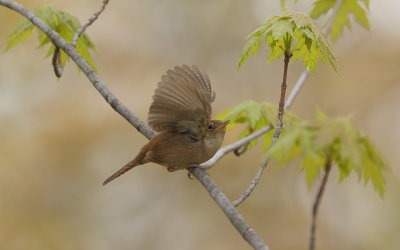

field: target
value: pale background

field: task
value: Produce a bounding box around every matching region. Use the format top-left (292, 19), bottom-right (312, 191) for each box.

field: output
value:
top-left (0, 0), bottom-right (399, 249)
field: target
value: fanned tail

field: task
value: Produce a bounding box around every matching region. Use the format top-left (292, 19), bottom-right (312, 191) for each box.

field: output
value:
top-left (103, 159), bottom-right (139, 185)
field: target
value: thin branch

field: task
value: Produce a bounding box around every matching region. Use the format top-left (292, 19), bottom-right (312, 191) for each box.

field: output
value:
top-left (309, 155), bottom-right (332, 250)
top-left (272, 51), bottom-right (292, 141)
top-left (0, 1), bottom-right (269, 249)
top-left (52, 46), bottom-right (63, 77)
top-left (200, 125), bottom-right (272, 169)
top-left (232, 157), bottom-right (269, 207)
top-left (233, 52), bottom-right (292, 207)
top-left (285, 69), bottom-right (310, 109)
top-left (72, 0), bottom-right (110, 47)
top-left (191, 167), bottom-right (269, 250)
top-left (232, 0), bottom-right (343, 207)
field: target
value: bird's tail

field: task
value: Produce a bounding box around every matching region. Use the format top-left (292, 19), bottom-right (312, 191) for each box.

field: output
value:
top-left (103, 158), bottom-right (140, 185)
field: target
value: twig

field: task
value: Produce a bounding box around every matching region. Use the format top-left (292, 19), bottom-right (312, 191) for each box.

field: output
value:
top-left (72, 0), bottom-right (110, 47)
top-left (272, 51), bottom-right (292, 141)
top-left (0, 1), bottom-right (269, 249)
top-left (191, 167), bottom-right (269, 250)
top-left (233, 52), bottom-right (292, 207)
top-left (285, 69), bottom-right (310, 109)
top-left (232, 157), bottom-right (269, 207)
top-left (232, 0), bottom-right (343, 207)
top-left (309, 155), bottom-right (332, 250)
top-left (199, 125), bottom-right (272, 169)
top-left (52, 46), bottom-right (63, 77)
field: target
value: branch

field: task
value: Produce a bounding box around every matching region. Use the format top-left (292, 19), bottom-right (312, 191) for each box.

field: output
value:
top-left (52, 46), bottom-right (63, 77)
top-left (232, 0), bottom-right (343, 207)
top-left (272, 51), bottom-right (292, 141)
top-left (309, 155), bottom-right (332, 250)
top-left (0, 1), bottom-right (269, 249)
top-left (232, 157), bottom-right (269, 207)
top-left (72, 0), bottom-right (110, 47)
top-left (191, 168), bottom-right (269, 250)
top-left (200, 125), bottom-right (272, 169)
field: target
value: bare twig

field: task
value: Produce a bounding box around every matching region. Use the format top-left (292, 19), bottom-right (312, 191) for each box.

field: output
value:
top-left (272, 51), bottom-right (292, 141)
top-left (232, 0), bottom-right (343, 207)
top-left (309, 155), bottom-right (332, 250)
top-left (285, 69), bottom-right (311, 109)
top-left (191, 167), bottom-right (269, 250)
top-left (232, 157), bottom-right (269, 206)
top-left (0, 1), bottom-right (269, 249)
top-left (233, 52), bottom-right (292, 207)
top-left (72, 0), bottom-right (110, 47)
top-left (200, 125), bottom-right (272, 169)
top-left (52, 46), bottom-right (63, 77)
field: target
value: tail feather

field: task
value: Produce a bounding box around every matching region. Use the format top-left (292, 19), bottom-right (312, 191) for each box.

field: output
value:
top-left (103, 159), bottom-right (139, 185)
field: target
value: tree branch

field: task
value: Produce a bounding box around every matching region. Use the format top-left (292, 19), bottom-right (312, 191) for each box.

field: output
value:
top-left (309, 155), bottom-right (332, 250)
top-left (191, 167), bottom-right (269, 250)
top-left (0, 1), bottom-right (269, 249)
top-left (72, 0), bottom-right (110, 47)
top-left (200, 125), bottom-right (272, 169)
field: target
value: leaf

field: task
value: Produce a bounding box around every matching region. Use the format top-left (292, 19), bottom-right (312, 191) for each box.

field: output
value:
top-left (238, 12), bottom-right (336, 73)
top-left (310, 0), bottom-right (336, 19)
top-left (265, 121), bottom-right (308, 164)
top-left (6, 5), bottom-right (97, 72)
top-left (265, 110), bottom-right (387, 196)
top-left (216, 100), bottom-right (298, 151)
top-left (310, 0), bottom-right (370, 42)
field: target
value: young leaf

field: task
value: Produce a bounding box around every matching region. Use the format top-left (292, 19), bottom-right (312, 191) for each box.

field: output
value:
top-left (216, 100), bottom-right (299, 150)
top-left (238, 12), bottom-right (336, 73)
top-left (266, 111), bottom-right (387, 195)
top-left (310, 0), bottom-right (370, 42)
top-left (6, 5), bottom-right (96, 72)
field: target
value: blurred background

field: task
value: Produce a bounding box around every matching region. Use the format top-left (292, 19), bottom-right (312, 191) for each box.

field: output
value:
top-left (0, 0), bottom-right (399, 249)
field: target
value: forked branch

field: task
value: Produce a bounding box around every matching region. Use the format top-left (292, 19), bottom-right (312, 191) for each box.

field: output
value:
top-left (0, 0), bottom-right (268, 249)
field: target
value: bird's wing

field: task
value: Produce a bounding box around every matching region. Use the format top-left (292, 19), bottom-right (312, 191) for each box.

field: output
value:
top-left (148, 65), bottom-right (215, 139)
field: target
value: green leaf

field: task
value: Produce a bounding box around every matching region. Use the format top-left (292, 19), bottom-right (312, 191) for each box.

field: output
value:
top-left (216, 100), bottom-right (299, 151)
top-left (310, 0), bottom-right (370, 42)
top-left (238, 12), bottom-right (336, 73)
top-left (310, 0), bottom-right (336, 19)
top-left (6, 5), bottom-right (97, 73)
top-left (265, 110), bottom-right (387, 196)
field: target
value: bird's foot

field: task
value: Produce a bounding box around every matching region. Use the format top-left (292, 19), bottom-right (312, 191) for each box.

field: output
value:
top-left (186, 164), bottom-right (207, 179)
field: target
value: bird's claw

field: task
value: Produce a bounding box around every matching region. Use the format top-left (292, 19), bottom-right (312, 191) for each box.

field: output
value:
top-left (186, 164), bottom-right (207, 179)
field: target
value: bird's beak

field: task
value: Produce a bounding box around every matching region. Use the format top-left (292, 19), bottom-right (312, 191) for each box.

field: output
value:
top-left (218, 120), bottom-right (230, 129)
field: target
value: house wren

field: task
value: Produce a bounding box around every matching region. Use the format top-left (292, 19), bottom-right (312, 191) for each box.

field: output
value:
top-left (103, 65), bottom-right (229, 185)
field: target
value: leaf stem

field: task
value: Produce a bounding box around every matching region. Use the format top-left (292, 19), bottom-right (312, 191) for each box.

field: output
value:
top-left (309, 154), bottom-right (332, 250)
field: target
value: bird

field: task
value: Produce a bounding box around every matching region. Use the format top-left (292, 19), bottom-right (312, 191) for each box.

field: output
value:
top-left (103, 65), bottom-right (229, 185)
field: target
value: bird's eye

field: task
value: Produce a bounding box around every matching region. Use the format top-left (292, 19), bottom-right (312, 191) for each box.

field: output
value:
top-left (208, 124), bottom-right (213, 130)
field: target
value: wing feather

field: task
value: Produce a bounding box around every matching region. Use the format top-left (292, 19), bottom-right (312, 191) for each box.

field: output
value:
top-left (148, 65), bottom-right (214, 138)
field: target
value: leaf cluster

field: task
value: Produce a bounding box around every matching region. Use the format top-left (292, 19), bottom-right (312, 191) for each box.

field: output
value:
top-left (216, 100), bottom-right (298, 150)
top-left (238, 11), bottom-right (336, 73)
top-left (266, 111), bottom-right (387, 196)
top-left (6, 5), bottom-right (96, 72)
top-left (310, 0), bottom-right (370, 42)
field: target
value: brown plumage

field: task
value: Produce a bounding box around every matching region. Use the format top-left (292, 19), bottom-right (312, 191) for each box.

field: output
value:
top-left (103, 65), bottom-right (228, 185)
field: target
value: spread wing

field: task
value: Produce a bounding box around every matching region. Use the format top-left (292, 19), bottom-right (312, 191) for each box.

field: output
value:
top-left (148, 65), bottom-right (215, 139)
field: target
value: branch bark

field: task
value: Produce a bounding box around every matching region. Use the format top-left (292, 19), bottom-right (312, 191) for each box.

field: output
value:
top-left (0, 0), bottom-right (269, 249)
top-left (309, 155), bottom-right (332, 250)
top-left (72, 0), bottom-right (110, 47)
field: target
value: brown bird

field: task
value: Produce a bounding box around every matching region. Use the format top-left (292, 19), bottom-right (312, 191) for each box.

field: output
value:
top-left (103, 65), bottom-right (229, 185)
